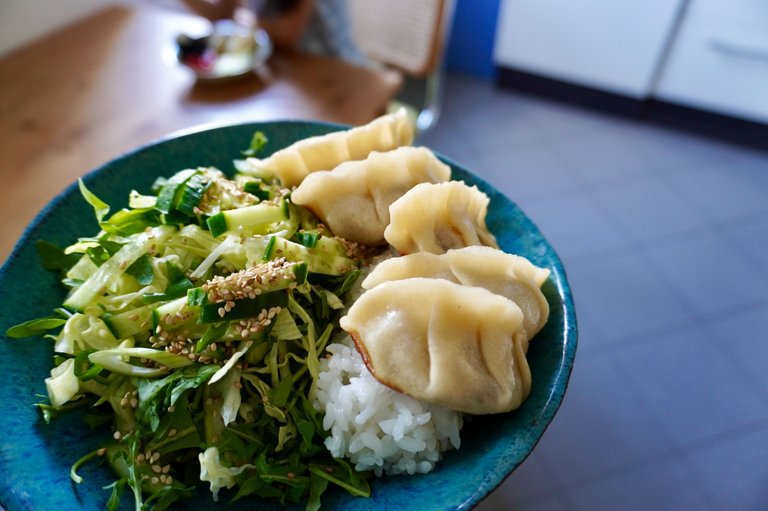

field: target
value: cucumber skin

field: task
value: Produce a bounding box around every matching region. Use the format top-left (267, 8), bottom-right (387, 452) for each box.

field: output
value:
top-left (264, 236), bottom-right (356, 276)
top-left (207, 201), bottom-right (288, 238)
top-left (199, 292), bottom-right (289, 323)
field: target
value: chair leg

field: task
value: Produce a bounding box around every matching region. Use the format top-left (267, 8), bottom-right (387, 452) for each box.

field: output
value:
top-left (416, 68), bottom-right (444, 133)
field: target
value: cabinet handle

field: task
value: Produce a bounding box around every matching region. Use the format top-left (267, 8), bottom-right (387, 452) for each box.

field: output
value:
top-left (709, 35), bottom-right (768, 63)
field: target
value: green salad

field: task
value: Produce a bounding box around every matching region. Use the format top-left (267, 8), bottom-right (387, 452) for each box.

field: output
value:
top-left (7, 134), bottom-right (372, 510)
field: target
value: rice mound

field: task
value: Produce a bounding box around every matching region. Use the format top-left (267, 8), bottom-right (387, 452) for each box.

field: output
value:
top-left (315, 341), bottom-right (463, 476)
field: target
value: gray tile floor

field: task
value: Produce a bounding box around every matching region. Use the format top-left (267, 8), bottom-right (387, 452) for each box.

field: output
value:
top-left (420, 73), bottom-right (768, 511)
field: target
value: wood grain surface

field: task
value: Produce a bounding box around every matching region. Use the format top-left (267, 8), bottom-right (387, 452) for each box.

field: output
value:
top-left (0, 4), bottom-right (402, 263)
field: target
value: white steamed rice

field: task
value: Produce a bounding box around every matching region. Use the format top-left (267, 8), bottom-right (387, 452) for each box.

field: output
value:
top-left (314, 340), bottom-right (462, 476)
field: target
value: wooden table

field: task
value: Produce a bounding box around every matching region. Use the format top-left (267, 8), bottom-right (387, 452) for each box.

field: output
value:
top-left (0, 4), bottom-right (402, 263)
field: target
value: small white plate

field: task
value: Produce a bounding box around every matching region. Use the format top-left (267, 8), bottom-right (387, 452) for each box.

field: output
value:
top-left (176, 20), bottom-right (272, 81)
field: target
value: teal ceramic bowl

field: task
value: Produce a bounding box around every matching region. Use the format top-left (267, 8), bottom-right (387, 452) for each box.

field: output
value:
top-left (0, 121), bottom-right (577, 510)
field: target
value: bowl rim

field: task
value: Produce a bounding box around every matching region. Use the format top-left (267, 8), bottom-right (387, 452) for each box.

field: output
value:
top-left (0, 120), bottom-right (577, 510)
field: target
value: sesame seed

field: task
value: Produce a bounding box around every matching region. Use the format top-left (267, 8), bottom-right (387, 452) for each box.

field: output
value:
top-left (113, 431), bottom-right (121, 440)
top-left (151, 477), bottom-right (159, 485)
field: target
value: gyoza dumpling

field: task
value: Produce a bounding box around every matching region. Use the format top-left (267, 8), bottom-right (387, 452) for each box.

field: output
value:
top-left (242, 108), bottom-right (414, 187)
top-left (291, 147), bottom-right (451, 245)
top-left (362, 246), bottom-right (550, 339)
top-left (340, 278), bottom-right (531, 415)
top-left (384, 181), bottom-right (498, 255)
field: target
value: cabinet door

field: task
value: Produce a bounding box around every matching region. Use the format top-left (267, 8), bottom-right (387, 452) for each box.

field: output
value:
top-left (654, 1), bottom-right (768, 124)
top-left (493, 0), bottom-right (684, 99)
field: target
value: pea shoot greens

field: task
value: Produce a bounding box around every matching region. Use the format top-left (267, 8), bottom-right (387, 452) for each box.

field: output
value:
top-left (7, 134), bottom-right (371, 510)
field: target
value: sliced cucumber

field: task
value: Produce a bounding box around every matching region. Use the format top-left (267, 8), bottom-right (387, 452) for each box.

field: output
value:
top-left (293, 231), bottom-right (318, 248)
top-left (263, 236), bottom-right (356, 276)
top-left (104, 303), bottom-right (156, 339)
top-left (151, 296), bottom-right (198, 331)
top-left (207, 200), bottom-right (288, 238)
top-left (314, 235), bottom-right (350, 257)
top-left (175, 172), bottom-right (212, 217)
top-left (235, 175), bottom-right (271, 201)
top-left (199, 292), bottom-right (289, 323)
top-left (64, 226), bottom-right (175, 312)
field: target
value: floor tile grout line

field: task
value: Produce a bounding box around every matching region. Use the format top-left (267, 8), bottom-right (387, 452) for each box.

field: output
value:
top-left (546, 353), bottom-right (768, 504)
top-left (661, 157), bottom-right (768, 225)
top-left (531, 348), bottom-right (682, 505)
top-left (675, 417), bottom-right (768, 510)
top-left (606, 335), bottom-right (768, 457)
top-left (700, 304), bottom-right (768, 408)
top-left (585, 295), bottom-right (768, 357)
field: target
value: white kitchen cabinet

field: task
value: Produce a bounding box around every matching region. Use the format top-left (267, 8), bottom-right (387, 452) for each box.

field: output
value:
top-left (493, 0), bottom-right (768, 126)
top-left (493, 0), bottom-right (685, 99)
top-left (655, 0), bottom-right (768, 123)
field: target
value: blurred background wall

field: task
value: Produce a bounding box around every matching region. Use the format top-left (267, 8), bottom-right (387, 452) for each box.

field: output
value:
top-left (0, 0), bottom-right (504, 78)
top-left (2, 0), bottom-right (766, 129)
top-left (0, 0), bottom-right (109, 55)
top-left (444, 0), bottom-right (501, 79)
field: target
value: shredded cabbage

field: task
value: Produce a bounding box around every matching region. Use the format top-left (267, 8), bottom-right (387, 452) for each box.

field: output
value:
top-left (198, 447), bottom-right (255, 501)
top-left (8, 151), bottom-right (370, 511)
